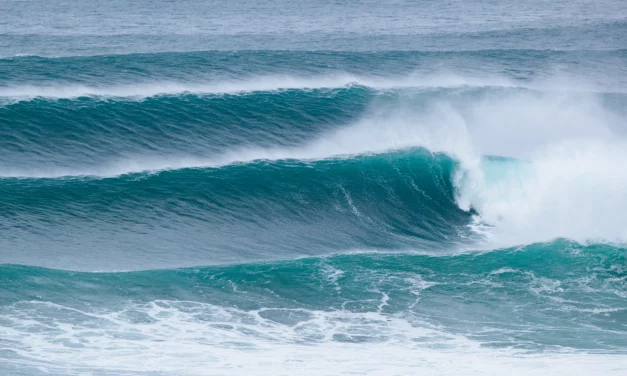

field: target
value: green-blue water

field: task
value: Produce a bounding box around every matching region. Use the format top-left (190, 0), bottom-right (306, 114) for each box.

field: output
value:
top-left (1, 1), bottom-right (627, 374)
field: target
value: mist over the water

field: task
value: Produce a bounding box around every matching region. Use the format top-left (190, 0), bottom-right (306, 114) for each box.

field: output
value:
top-left (1, 1), bottom-right (626, 375)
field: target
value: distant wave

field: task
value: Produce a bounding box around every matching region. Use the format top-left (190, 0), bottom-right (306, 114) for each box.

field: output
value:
top-left (0, 74), bottom-right (526, 101)
top-left (2, 48), bottom-right (626, 60)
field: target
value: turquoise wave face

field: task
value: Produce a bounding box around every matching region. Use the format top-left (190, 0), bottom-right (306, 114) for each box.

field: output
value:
top-left (0, 150), bottom-right (474, 270)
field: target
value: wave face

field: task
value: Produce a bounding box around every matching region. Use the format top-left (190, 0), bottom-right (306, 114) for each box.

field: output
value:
top-left (0, 151), bottom-right (476, 270)
top-left (2, 2), bottom-right (627, 374)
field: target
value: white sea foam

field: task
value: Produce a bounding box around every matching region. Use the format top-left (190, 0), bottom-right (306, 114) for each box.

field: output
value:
top-left (460, 140), bottom-right (627, 245)
top-left (2, 300), bottom-right (626, 376)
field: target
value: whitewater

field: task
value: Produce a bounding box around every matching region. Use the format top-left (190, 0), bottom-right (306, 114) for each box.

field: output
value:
top-left (1, 0), bottom-right (626, 375)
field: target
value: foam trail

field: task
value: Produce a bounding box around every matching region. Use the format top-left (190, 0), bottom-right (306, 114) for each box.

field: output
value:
top-left (8, 334), bottom-right (627, 376)
top-left (0, 73), bottom-right (526, 101)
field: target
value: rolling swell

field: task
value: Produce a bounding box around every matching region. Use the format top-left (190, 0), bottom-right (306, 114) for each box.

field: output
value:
top-left (0, 150), bottom-right (474, 270)
top-left (3, 50), bottom-right (626, 83)
top-left (0, 87), bottom-right (369, 169)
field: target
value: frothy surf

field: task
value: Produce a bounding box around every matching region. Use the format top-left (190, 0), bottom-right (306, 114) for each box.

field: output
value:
top-left (2, 244), bottom-right (626, 375)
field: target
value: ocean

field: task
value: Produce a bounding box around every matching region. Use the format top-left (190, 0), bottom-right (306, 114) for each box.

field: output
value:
top-left (1, 0), bottom-right (626, 375)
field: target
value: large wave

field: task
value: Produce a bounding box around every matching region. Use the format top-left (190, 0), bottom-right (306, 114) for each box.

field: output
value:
top-left (1, 72), bottom-right (624, 103)
top-left (1, 77), bottom-right (626, 258)
top-left (0, 151), bottom-right (475, 270)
